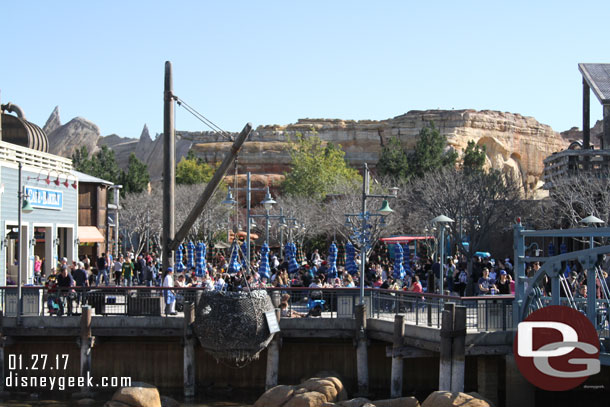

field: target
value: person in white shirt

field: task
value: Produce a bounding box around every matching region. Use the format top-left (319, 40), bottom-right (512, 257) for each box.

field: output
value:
top-left (163, 268), bottom-right (176, 315)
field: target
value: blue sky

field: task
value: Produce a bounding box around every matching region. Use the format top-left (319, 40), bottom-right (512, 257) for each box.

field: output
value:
top-left (1, 1), bottom-right (607, 139)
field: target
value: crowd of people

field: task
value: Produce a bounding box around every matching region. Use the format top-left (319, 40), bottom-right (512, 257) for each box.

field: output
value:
top-left (35, 241), bottom-right (610, 316)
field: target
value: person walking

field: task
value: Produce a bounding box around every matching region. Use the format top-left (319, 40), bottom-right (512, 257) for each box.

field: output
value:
top-left (96, 253), bottom-right (109, 286)
top-left (122, 257), bottom-right (134, 286)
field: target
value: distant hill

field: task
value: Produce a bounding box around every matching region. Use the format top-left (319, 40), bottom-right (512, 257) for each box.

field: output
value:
top-left (42, 107), bottom-right (571, 196)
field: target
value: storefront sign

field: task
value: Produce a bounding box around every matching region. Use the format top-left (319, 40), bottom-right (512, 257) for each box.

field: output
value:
top-left (24, 186), bottom-right (63, 210)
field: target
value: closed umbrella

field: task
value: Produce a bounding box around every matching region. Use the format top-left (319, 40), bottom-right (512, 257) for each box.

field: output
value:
top-left (393, 243), bottom-right (405, 280)
top-left (258, 243), bottom-right (270, 280)
top-left (175, 243), bottom-right (185, 272)
top-left (196, 242), bottom-right (206, 276)
top-left (228, 242), bottom-right (241, 274)
top-left (287, 243), bottom-right (299, 275)
top-left (345, 242), bottom-right (358, 275)
top-left (402, 243), bottom-right (411, 273)
top-left (296, 242), bottom-right (305, 265)
top-left (337, 242), bottom-right (345, 266)
top-left (241, 241), bottom-right (250, 272)
top-left (187, 241), bottom-right (196, 270)
top-left (327, 242), bottom-right (338, 279)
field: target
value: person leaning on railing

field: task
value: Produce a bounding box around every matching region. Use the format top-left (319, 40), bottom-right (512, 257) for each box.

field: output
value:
top-left (56, 265), bottom-right (75, 316)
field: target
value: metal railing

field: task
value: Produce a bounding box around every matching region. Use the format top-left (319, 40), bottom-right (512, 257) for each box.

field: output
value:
top-left (0, 286), bottom-right (514, 332)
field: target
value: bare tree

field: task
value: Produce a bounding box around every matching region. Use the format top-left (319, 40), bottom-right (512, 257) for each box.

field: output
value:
top-left (119, 183), bottom-right (230, 255)
top-left (545, 171), bottom-right (610, 228)
top-left (401, 167), bottom-right (523, 293)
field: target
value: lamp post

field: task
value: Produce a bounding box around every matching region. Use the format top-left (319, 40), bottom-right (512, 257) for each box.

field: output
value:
top-left (17, 162), bottom-right (34, 323)
top-left (344, 163), bottom-right (398, 305)
top-left (431, 215), bottom-right (454, 296)
top-left (249, 189), bottom-right (277, 244)
top-left (580, 215), bottom-right (605, 248)
top-left (222, 172), bottom-right (273, 271)
top-left (106, 185), bottom-right (122, 258)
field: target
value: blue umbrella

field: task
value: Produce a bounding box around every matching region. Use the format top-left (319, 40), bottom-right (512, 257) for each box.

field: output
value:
top-left (241, 241), bottom-right (249, 271)
top-left (187, 241), bottom-right (196, 270)
top-left (258, 243), bottom-right (270, 280)
top-left (287, 242), bottom-right (299, 275)
top-left (196, 242), bottom-right (206, 276)
top-left (402, 243), bottom-right (411, 272)
top-left (327, 242), bottom-right (338, 279)
top-left (228, 242), bottom-right (241, 274)
top-left (345, 242), bottom-right (358, 275)
top-left (393, 243), bottom-right (405, 280)
top-left (175, 243), bottom-right (185, 272)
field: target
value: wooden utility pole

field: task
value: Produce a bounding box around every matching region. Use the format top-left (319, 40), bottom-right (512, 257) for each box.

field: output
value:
top-left (163, 61), bottom-right (176, 273)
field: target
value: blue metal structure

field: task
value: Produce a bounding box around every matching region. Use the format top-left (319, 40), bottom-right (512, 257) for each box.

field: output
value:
top-left (513, 220), bottom-right (610, 363)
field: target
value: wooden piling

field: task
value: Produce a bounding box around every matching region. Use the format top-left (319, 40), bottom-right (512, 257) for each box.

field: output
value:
top-left (265, 308), bottom-right (282, 390)
top-left (438, 303), bottom-right (454, 391)
top-left (80, 306), bottom-right (93, 394)
top-left (450, 305), bottom-right (466, 393)
top-left (355, 304), bottom-right (369, 396)
top-left (390, 314), bottom-right (405, 398)
top-left (183, 302), bottom-right (196, 397)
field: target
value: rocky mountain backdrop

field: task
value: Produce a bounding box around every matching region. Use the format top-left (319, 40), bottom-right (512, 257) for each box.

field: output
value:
top-left (42, 106), bottom-right (597, 197)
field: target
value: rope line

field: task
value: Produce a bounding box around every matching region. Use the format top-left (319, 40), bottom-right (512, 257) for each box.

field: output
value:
top-left (174, 96), bottom-right (234, 141)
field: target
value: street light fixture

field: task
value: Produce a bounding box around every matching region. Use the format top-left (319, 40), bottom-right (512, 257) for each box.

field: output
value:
top-left (344, 163), bottom-right (399, 305)
top-left (222, 173), bottom-right (276, 270)
top-left (580, 215), bottom-right (605, 248)
top-left (431, 215), bottom-right (454, 296)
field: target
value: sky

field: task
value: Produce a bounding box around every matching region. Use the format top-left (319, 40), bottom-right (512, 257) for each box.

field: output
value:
top-left (1, 1), bottom-right (608, 139)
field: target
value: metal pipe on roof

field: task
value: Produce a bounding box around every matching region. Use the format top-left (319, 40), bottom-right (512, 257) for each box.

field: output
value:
top-left (1, 102), bottom-right (26, 119)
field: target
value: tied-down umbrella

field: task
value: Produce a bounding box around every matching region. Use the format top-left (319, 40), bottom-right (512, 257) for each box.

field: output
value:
top-left (187, 241), bottom-right (196, 270)
top-left (241, 241), bottom-right (249, 272)
top-left (175, 243), bottom-right (185, 272)
top-left (345, 242), bottom-right (358, 275)
top-left (393, 243), bottom-right (405, 280)
top-left (296, 243), bottom-right (305, 265)
top-left (337, 242), bottom-right (345, 266)
top-left (228, 242), bottom-right (241, 274)
top-left (402, 243), bottom-right (412, 274)
top-left (327, 243), bottom-right (338, 279)
top-left (258, 243), bottom-right (270, 280)
top-left (286, 242), bottom-right (299, 275)
top-left (196, 242), bottom-right (206, 276)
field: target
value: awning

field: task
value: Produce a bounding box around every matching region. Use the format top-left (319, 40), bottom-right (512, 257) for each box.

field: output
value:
top-left (380, 236), bottom-right (435, 244)
top-left (78, 226), bottom-right (105, 243)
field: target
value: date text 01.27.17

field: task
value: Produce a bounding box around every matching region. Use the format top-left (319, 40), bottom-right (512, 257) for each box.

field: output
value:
top-left (8, 354), bottom-right (69, 371)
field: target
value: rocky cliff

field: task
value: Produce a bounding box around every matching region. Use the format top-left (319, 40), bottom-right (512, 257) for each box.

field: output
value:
top-left (41, 108), bottom-right (570, 195)
top-left (192, 109), bottom-right (569, 195)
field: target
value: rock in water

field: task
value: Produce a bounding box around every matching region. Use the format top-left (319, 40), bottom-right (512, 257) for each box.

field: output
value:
top-left (193, 289), bottom-right (275, 364)
top-left (421, 391), bottom-right (493, 407)
top-left (254, 385), bottom-right (295, 407)
top-left (109, 382), bottom-right (161, 407)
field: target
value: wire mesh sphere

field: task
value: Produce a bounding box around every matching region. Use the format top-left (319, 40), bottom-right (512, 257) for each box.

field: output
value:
top-left (193, 289), bottom-right (275, 365)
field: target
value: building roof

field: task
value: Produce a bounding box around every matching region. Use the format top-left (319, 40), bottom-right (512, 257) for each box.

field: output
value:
top-left (71, 169), bottom-right (114, 186)
top-left (579, 63), bottom-right (610, 104)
